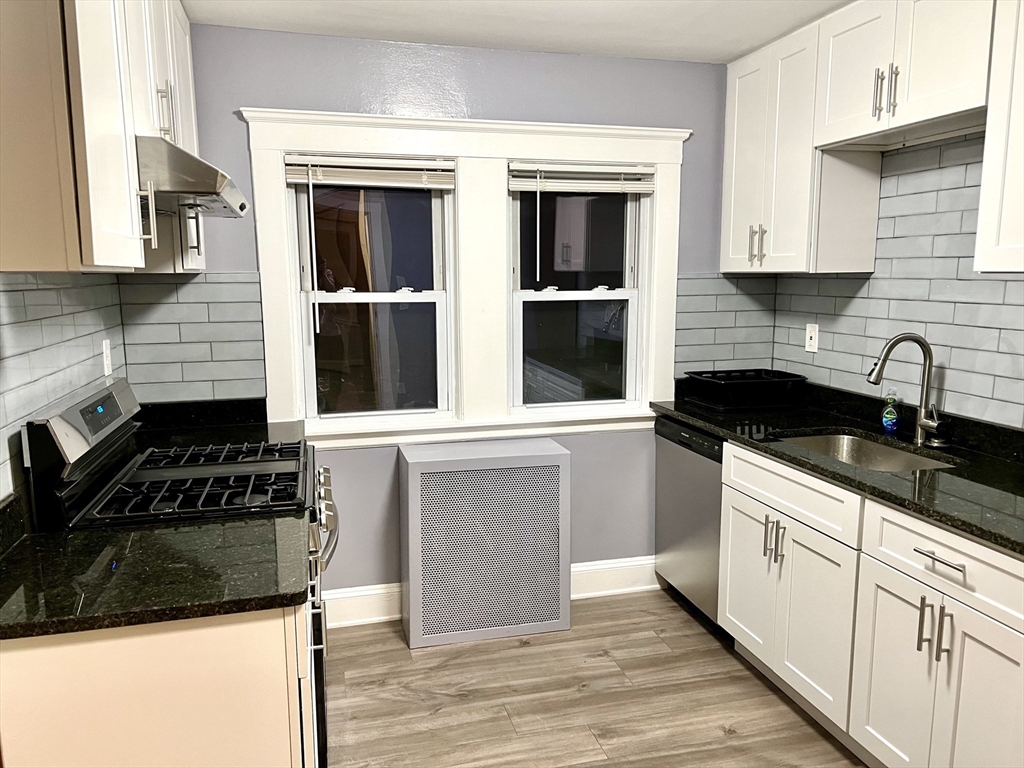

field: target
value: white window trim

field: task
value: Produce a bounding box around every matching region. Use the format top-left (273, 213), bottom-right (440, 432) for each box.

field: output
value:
top-left (241, 109), bottom-right (689, 444)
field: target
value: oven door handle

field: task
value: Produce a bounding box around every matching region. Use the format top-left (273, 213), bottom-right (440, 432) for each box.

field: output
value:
top-left (321, 524), bottom-right (339, 568)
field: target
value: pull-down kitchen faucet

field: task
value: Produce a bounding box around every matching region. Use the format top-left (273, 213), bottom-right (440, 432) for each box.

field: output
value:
top-left (866, 333), bottom-right (946, 448)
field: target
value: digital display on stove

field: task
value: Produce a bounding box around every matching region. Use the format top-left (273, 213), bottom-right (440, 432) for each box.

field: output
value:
top-left (80, 393), bottom-right (122, 436)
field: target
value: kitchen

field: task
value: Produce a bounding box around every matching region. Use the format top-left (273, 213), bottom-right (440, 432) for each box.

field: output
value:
top-left (0, 0), bottom-right (1021, 766)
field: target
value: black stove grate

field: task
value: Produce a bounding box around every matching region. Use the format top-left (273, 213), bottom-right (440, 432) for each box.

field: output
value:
top-left (90, 471), bottom-right (303, 520)
top-left (137, 441), bottom-right (304, 469)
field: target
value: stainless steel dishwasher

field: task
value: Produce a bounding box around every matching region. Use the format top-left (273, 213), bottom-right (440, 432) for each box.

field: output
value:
top-left (655, 416), bottom-right (724, 624)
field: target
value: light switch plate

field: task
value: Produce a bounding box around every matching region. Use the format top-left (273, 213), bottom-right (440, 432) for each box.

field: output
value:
top-left (805, 323), bottom-right (819, 353)
top-left (102, 339), bottom-right (112, 375)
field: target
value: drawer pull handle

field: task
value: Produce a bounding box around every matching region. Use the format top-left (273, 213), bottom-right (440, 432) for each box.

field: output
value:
top-left (934, 604), bottom-right (952, 663)
top-left (916, 595), bottom-right (933, 652)
top-left (913, 547), bottom-right (966, 574)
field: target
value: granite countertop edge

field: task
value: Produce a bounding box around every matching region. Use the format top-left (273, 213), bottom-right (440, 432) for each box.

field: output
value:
top-left (650, 402), bottom-right (1024, 558)
top-left (0, 587), bottom-right (309, 641)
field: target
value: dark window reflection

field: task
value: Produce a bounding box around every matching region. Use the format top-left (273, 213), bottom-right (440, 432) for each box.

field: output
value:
top-left (313, 187), bottom-right (434, 292)
top-left (522, 300), bottom-right (626, 404)
top-left (315, 303), bottom-right (437, 414)
top-left (519, 192), bottom-right (626, 290)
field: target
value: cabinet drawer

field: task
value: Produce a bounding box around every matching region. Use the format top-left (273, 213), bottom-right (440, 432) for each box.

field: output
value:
top-left (723, 443), bottom-right (863, 546)
top-left (863, 499), bottom-right (1024, 633)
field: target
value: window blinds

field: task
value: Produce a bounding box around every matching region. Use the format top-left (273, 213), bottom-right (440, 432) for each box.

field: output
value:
top-left (284, 155), bottom-right (455, 189)
top-left (507, 162), bottom-right (656, 194)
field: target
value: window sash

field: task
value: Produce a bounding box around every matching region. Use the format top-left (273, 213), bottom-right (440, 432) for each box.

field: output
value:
top-left (291, 183), bottom-right (453, 420)
top-left (508, 192), bottom-right (640, 291)
top-left (511, 290), bottom-right (639, 409)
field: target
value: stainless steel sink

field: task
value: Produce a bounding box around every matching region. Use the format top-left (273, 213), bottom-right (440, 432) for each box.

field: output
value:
top-left (781, 434), bottom-right (954, 473)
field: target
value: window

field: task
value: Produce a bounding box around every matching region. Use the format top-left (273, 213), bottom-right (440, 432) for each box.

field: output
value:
top-left (289, 159), bottom-right (453, 418)
top-left (509, 164), bottom-right (653, 407)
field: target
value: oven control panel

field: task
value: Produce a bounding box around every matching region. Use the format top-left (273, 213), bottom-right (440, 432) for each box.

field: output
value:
top-left (80, 392), bottom-right (124, 436)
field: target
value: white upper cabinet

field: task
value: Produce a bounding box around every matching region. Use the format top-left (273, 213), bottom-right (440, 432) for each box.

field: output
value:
top-left (63, 0), bottom-right (147, 270)
top-left (889, 0), bottom-right (995, 127)
top-left (124, 0), bottom-right (172, 140)
top-left (720, 49), bottom-right (769, 271)
top-left (815, 1), bottom-right (898, 146)
top-left (169, 0), bottom-right (199, 156)
top-left (761, 26), bottom-right (820, 272)
top-left (815, 0), bottom-right (995, 146)
top-left (720, 25), bottom-right (821, 273)
top-left (976, 0), bottom-right (1024, 272)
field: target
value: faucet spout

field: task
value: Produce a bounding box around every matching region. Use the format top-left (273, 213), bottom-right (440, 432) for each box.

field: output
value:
top-left (866, 333), bottom-right (944, 448)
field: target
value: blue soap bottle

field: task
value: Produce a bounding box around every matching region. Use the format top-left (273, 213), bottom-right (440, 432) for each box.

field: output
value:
top-left (881, 387), bottom-right (900, 434)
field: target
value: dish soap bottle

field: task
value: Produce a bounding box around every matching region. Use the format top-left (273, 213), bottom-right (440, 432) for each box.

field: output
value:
top-left (881, 387), bottom-right (900, 434)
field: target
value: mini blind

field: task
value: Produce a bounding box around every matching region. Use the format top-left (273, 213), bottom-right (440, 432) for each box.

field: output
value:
top-left (508, 162), bottom-right (656, 194)
top-left (284, 155), bottom-right (455, 189)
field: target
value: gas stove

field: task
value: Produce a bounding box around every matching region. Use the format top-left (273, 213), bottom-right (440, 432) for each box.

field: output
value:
top-left (20, 379), bottom-right (323, 534)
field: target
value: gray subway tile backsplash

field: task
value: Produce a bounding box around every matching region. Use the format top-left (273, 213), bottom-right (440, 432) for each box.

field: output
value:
top-left (117, 273), bottom-right (265, 403)
top-left (676, 134), bottom-right (1024, 429)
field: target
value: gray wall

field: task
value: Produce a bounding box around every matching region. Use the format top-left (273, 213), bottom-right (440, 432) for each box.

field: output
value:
top-left (0, 273), bottom-right (126, 501)
top-left (317, 431), bottom-right (654, 590)
top-left (772, 136), bottom-right (1023, 428)
top-left (190, 24), bottom-right (727, 274)
top-left (118, 273), bottom-right (266, 402)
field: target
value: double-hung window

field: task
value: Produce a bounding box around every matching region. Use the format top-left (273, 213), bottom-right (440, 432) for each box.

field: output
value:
top-left (509, 163), bottom-right (654, 409)
top-left (288, 157), bottom-right (454, 419)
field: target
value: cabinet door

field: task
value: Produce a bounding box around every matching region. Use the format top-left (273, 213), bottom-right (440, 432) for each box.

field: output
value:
top-left (929, 597), bottom-right (1024, 768)
top-left (719, 486), bottom-right (777, 663)
top-left (976, 0), bottom-right (1024, 272)
top-left (772, 512), bottom-right (858, 729)
top-left (815, 0), bottom-right (898, 146)
top-left (890, 0), bottom-right (995, 127)
top-left (760, 25), bottom-right (818, 272)
top-left (124, 0), bottom-right (172, 140)
top-left (850, 555), bottom-right (942, 768)
top-left (168, 0), bottom-right (198, 155)
top-left (720, 49), bottom-right (769, 272)
top-left (63, 0), bottom-right (146, 269)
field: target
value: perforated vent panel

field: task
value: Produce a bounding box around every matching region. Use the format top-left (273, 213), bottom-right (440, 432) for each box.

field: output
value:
top-left (419, 465), bottom-right (562, 636)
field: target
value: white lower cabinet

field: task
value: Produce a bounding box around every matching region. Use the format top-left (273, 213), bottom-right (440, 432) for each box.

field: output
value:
top-left (851, 554), bottom-right (1024, 768)
top-left (719, 484), bottom-right (858, 728)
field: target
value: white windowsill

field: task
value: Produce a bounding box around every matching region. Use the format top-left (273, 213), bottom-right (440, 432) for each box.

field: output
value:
top-left (301, 405), bottom-right (656, 448)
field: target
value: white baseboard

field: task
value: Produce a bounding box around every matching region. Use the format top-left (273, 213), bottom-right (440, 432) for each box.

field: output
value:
top-left (323, 555), bottom-right (659, 629)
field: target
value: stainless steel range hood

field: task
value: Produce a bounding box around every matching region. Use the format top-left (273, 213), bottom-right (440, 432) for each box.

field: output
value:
top-left (136, 136), bottom-right (248, 218)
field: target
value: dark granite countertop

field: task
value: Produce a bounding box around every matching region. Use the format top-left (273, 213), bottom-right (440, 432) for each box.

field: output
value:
top-left (0, 512), bottom-right (310, 640)
top-left (651, 397), bottom-right (1024, 558)
top-left (0, 398), bottom-right (312, 641)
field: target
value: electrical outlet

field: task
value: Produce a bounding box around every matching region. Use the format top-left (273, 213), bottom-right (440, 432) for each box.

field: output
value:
top-left (805, 323), bottom-right (819, 353)
top-left (102, 339), bottom-right (112, 375)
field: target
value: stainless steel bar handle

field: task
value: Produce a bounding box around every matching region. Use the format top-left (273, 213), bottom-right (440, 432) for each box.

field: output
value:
top-left (773, 522), bottom-right (785, 564)
top-left (757, 225), bottom-right (767, 262)
top-left (137, 181), bottom-right (158, 250)
top-left (934, 604), bottom-right (952, 662)
top-left (913, 547), bottom-right (966, 574)
top-left (156, 83), bottom-right (173, 139)
top-left (887, 63), bottom-right (900, 115)
top-left (748, 225), bottom-right (757, 262)
top-left (916, 595), bottom-right (932, 652)
top-left (167, 81), bottom-right (177, 145)
top-left (308, 605), bottom-right (326, 652)
top-left (763, 515), bottom-right (774, 558)
top-left (872, 68), bottom-right (886, 118)
top-left (186, 209), bottom-right (203, 256)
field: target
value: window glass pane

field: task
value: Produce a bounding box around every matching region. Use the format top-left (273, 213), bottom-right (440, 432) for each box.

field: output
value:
top-left (314, 302), bottom-right (437, 414)
top-left (312, 187), bottom-right (434, 292)
top-left (522, 300), bottom-right (626, 404)
top-left (519, 192), bottom-right (626, 290)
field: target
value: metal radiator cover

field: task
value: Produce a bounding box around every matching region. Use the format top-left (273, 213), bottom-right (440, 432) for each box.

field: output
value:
top-left (400, 439), bottom-right (570, 648)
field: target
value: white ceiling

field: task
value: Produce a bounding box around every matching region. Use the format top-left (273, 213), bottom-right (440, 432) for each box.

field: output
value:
top-left (180, 0), bottom-right (850, 64)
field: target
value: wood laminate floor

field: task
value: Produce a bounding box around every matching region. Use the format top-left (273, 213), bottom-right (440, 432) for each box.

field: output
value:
top-left (324, 589), bottom-right (863, 768)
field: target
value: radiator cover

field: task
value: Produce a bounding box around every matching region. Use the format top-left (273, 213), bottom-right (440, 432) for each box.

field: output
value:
top-left (400, 439), bottom-right (570, 648)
